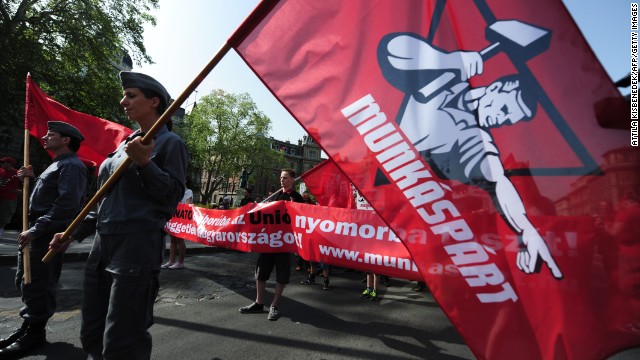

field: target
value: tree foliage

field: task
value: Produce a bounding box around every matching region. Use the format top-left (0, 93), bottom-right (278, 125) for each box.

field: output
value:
top-left (0, 0), bottom-right (158, 127)
top-left (182, 90), bottom-right (287, 205)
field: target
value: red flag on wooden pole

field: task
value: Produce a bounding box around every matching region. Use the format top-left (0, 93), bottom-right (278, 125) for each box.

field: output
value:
top-left (25, 75), bottom-right (133, 171)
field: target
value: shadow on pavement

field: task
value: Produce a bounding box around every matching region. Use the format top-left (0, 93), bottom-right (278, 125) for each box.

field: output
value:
top-left (26, 341), bottom-right (84, 360)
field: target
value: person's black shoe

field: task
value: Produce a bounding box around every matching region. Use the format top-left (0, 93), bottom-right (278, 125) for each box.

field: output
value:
top-left (267, 306), bottom-right (280, 321)
top-left (239, 302), bottom-right (264, 314)
top-left (0, 322), bottom-right (28, 349)
top-left (0, 323), bottom-right (46, 359)
top-left (322, 277), bottom-right (331, 290)
top-left (300, 275), bottom-right (315, 285)
top-left (413, 282), bottom-right (426, 292)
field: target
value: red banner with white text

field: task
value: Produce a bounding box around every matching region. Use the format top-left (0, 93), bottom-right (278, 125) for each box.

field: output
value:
top-left (165, 202), bottom-right (421, 281)
top-left (232, 1), bottom-right (640, 359)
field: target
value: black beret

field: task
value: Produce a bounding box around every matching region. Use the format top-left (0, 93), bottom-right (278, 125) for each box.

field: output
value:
top-left (48, 121), bottom-right (84, 142)
top-left (119, 71), bottom-right (170, 109)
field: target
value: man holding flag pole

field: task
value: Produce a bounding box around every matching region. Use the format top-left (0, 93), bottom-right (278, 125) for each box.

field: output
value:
top-left (0, 121), bottom-right (87, 359)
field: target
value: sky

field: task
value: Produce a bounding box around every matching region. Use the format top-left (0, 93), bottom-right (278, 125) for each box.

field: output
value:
top-left (136, 0), bottom-right (631, 143)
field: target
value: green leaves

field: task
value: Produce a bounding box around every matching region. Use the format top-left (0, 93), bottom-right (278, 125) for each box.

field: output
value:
top-left (182, 90), bottom-right (286, 204)
top-left (0, 0), bottom-right (158, 128)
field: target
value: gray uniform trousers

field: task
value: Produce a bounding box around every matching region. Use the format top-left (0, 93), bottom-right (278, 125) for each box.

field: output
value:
top-left (81, 230), bottom-right (162, 360)
top-left (15, 228), bottom-right (63, 325)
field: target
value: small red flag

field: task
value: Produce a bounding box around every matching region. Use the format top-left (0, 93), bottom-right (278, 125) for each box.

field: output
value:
top-left (300, 159), bottom-right (355, 209)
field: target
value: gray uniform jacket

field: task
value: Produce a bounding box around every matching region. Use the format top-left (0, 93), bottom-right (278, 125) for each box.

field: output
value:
top-left (73, 126), bottom-right (189, 240)
top-left (28, 153), bottom-right (87, 237)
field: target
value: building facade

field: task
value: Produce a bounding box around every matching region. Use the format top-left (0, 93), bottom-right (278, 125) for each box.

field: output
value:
top-left (211, 134), bottom-right (324, 206)
top-left (555, 146), bottom-right (640, 216)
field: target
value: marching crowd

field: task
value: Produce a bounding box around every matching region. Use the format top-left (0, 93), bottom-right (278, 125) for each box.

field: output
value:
top-left (0, 71), bottom-right (429, 360)
top-left (3, 70), bottom-right (636, 360)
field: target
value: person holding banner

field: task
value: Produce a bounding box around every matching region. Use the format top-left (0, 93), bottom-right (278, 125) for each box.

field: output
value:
top-left (239, 188), bottom-right (254, 206)
top-left (0, 122), bottom-right (87, 359)
top-left (295, 190), bottom-right (315, 272)
top-left (49, 72), bottom-right (188, 359)
top-left (360, 272), bottom-right (381, 301)
top-left (299, 190), bottom-right (333, 290)
top-left (240, 168), bottom-right (303, 321)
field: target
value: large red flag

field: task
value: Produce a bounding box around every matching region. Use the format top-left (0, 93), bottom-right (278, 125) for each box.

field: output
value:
top-left (25, 74), bottom-right (133, 170)
top-left (233, 1), bottom-right (640, 359)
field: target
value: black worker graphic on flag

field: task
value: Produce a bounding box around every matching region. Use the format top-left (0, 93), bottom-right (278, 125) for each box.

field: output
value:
top-left (377, 20), bottom-right (563, 279)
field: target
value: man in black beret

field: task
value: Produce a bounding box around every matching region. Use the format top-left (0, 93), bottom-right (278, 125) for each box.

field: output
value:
top-left (47, 121), bottom-right (85, 142)
top-left (0, 121), bottom-right (87, 358)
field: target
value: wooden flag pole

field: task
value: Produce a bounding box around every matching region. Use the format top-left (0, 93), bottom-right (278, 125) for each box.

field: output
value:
top-left (22, 74), bottom-right (32, 284)
top-left (22, 128), bottom-right (32, 283)
top-left (42, 42), bottom-right (233, 263)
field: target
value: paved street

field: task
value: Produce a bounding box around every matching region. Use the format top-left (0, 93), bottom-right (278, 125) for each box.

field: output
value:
top-left (2, 230), bottom-right (639, 360)
top-left (0, 230), bottom-right (475, 360)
